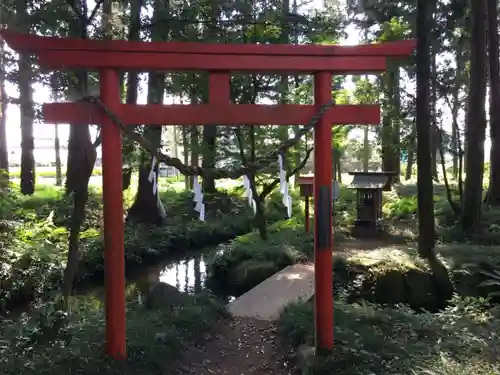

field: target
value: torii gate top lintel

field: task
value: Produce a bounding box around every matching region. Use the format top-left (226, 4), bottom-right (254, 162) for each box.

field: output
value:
top-left (0, 30), bottom-right (415, 73)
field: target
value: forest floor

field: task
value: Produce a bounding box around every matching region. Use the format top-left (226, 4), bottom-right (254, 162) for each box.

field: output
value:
top-left (173, 317), bottom-right (292, 375)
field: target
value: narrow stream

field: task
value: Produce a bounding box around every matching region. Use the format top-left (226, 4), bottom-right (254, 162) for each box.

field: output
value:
top-left (4, 245), bottom-right (229, 320)
top-left (75, 245), bottom-right (229, 305)
top-left (134, 246), bottom-right (221, 293)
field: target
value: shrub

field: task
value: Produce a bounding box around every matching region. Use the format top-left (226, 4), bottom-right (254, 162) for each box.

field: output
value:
top-left (206, 218), bottom-right (314, 296)
top-left (277, 296), bottom-right (500, 375)
top-left (0, 293), bottom-right (227, 375)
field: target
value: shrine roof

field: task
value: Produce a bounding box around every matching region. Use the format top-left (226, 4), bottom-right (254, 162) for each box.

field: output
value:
top-left (348, 173), bottom-right (390, 190)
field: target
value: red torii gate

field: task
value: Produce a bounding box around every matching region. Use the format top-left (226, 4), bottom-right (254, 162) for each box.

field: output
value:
top-left (0, 30), bottom-right (415, 360)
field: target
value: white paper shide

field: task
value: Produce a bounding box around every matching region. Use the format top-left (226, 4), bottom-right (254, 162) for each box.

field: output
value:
top-left (192, 176), bottom-right (205, 221)
top-left (278, 154), bottom-right (292, 218)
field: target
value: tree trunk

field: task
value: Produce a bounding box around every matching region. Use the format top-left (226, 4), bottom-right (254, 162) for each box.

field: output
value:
top-left (0, 31), bottom-right (8, 173)
top-left (405, 123), bottom-right (416, 180)
top-left (430, 55), bottom-right (439, 181)
top-left (450, 70), bottom-right (460, 178)
top-left (486, 0), bottom-right (500, 205)
top-left (278, 0), bottom-right (290, 168)
top-left (416, 0), bottom-right (454, 306)
top-left (200, 2), bottom-right (220, 194)
top-left (381, 64), bottom-right (400, 177)
top-left (127, 71), bottom-right (166, 224)
top-left (127, 0), bottom-right (167, 224)
top-left (363, 127), bottom-right (369, 172)
top-left (121, 0), bottom-right (142, 192)
top-left (392, 66), bottom-right (401, 182)
top-left (405, 149), bottom-right (414, 180)
top-left (190, 124), bottom-right (199, 190)
top-left (202, 125), bottom-right (217, 193)
top-left (17, 0), bottom-right (35, 195)
top-left (182, 126), bottom-right (190, 191)
top-left (54, 124), bottom-right (62, 186)
top-left (461, 0), bottom-right (488, 231)
top-left (60, 2), bottom-right (98, 308)
top-left (416, 3), bottom-right (436, 250)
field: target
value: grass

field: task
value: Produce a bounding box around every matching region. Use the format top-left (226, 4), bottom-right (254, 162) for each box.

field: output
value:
top-left (278, 297), bottom-right (500, 375)
top-left (9, 167), bottom-right (103, 178)
top-left (0, 293), bottom-right (228, 375)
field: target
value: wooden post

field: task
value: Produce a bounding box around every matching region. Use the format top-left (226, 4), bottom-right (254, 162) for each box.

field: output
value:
top-left (313, 71), bottom-right (334, 352)
top-left (100, 69), bottom-right (126, 359)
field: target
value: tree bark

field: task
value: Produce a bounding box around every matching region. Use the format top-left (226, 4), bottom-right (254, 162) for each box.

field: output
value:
top-left (190, 124), bottom-right (199, 190)
top-left (485, 0), bottom-right (500, 205)
top-left (202, 125), bottom-right (217, 193)
top-left (17, 0), bottom-right (35, 195)
top-left (54, 124), bottom-right (62, 186)
top-left (461, 0), bottom-right (488, 231)
top-left (127, 0), bottom-right (167, 224)
top-left (127, 70), bottom-right (166, 224)
top-left (416, 0), bottom-right (454, 306)
top-left (121, 0), bottom-right (142, 192)
top-left (60, 1), bottom-right (98, 308)
top-left (0, 30), bottom-right (8, 173)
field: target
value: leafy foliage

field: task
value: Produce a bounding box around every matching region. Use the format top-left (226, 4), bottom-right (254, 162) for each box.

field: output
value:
top-left (0, 294), bottom-right (227, 375)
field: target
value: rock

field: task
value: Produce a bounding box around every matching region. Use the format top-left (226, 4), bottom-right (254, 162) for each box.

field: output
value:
top-left (361, 267), bottom-right (440, 311)
top-left (404, 268), bottom-right (438, 311)
top-left (145, 282), bottom-right (185, 310)
top-left (372, 269), bottom-right (406, 305)
top-left (229, 260), bottom-right (281, 296)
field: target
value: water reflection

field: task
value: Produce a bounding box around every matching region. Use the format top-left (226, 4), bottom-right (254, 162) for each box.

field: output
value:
top-left (158, 256), bottom-right (207, 293)
top-left (132, 246), bottom-right (221, 295)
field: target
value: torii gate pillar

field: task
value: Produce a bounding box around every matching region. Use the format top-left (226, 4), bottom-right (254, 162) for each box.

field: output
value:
top-left (313, 72), bottom-right (334, 350)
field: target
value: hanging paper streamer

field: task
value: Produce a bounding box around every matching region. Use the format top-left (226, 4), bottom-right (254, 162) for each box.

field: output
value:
top-left (278, 155), bottom-right (292, 218)
top-left (148, 156), bottom-right (158, 195)
top-left (192, 176), bottom-right (205, 221)
top-left (242, 175), bottom-right (257, 214)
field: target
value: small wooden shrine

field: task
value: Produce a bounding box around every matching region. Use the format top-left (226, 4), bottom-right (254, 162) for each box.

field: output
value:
top-left (348, 171), bottom-right (395, 236)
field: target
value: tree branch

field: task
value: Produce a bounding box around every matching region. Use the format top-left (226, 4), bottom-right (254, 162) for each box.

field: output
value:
top-left (88, 0), bottom-right (105, 25)
top-left (66, 0), bottom-right (82, 19)
top-left (259, 147), bottom-right (313, 200)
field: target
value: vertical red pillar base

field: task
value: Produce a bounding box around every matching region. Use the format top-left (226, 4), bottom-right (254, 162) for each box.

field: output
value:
top-left (313, 71), bottom-right (334, 352)
top-left (100, 69), bottom-right (126, 360)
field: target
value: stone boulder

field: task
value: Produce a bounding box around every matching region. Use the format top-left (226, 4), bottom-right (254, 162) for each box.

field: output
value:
top-left (145, 282), bottom-right (185, 310)
top-left (229, 260), bottom-right (281, 296)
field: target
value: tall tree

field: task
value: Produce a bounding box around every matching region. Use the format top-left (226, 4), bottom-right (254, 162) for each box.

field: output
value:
top-left (60, 0), bottom-right (99, 307)
top-left (460, 0), bottom-right (488, 231)
top-left (0, 24), bottom-right (8, 174)
top-left (416, 0), bottom-right (453, 301)
top-left (485, 0), bottom-right (500, 205)
top-left (16, 0), bottom-right (35, 194)
top-left (201, 1), bottom-right (220, 194)
top-left (127, 0), bottom-right (167, 224)
top-left (122, 0), bottom-right (142, 191)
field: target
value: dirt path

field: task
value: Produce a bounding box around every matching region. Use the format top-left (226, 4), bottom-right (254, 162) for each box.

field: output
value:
top-left (174, 317), bottom-right (292, 375)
